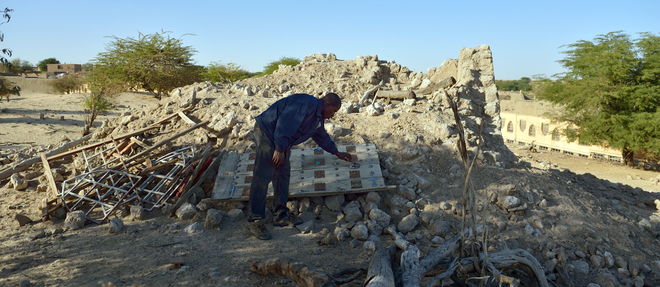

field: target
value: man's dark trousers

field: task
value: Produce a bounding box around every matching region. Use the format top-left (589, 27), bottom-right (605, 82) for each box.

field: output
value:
top-left (248, 125), bottom-right (290, 221)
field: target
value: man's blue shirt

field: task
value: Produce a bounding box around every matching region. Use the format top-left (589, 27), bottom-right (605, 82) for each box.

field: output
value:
top-left (255, 94), bottom-right (339, 154)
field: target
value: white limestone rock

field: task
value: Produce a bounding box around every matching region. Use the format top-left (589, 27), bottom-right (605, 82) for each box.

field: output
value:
top-left (325, 195), bottom-right (345, 211)
top-left (369, 208), bottom-right (391, 227)
top-left (342, 201), bottom-right (362, 223)
top-left (10, 173), bottom-right (27, 190)
top-left (212, 111), bottom-right (238, 136)
top-left (176, 203), bottom-right (197, 220)
top-left (325, 123), bottom-right (343, 138)
top-left (350, 224), bottom-right (369, 240)
top-left (64, 211), bottom-right (86, 230)
top-left (397, 213), bottom-right (420, 233)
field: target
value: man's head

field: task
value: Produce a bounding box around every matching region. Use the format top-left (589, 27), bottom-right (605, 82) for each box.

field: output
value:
top-left (321, 93), bottom-right (341, 119)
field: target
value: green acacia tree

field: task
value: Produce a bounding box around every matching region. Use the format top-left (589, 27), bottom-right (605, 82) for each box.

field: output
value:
top-left (37, 57), bottom-right (60, 71)
top-left (0, 7), bottom-right (14, 67)
top-left (203, 61), bottom-right (252, 83)
top-left (261, 56), bottom-right (300, 75)
top-left (88, 31), bottom-right (201, 100)
top-left (535, 31), bottom-right (660, 166)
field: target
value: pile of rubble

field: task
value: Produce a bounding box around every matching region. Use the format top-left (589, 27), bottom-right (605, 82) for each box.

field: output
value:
top-left (2, 45), bottom-right (660, 286)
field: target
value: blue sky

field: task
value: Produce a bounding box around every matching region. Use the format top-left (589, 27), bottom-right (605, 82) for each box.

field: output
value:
top-left (2, 0), bottom-right (658, 80)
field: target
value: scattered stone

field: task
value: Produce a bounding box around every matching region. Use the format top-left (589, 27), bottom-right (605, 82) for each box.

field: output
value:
top-left (205, 209), bottom-right (225, 229)
top-left (568, 260), bottom-right (590, 275)
top-left (349, 238), bottom-right (360, 248)
top-left (350, 224), bottom-right (369, 240)
top-left (108, 218), bottom-right (123, 234)
top-left (196, 202), bottom-right (212, 212)
top-left (176, 203), bottom-right (197, 220)
top-left (366, 191), bottom-right (381, 204)
top-left (325, 195), bottom-right (344, 211)
top-left (149, 222), bottom-right (159, 230)
top-left (398, 213), bottom-right (420, 233)
top-left (342, 201), bottom-right (362, 223)
top-left (10, 173), bottom-right (27, 190)
top-left (184, 222), bottom-right (203, 234)
top-left (594, 271), bottom-right (618, 287)
top-left (366, 220), bottom-right (383, 236)
top-left (296, 220), bottom-right (317, 233)
top-left (19, 279), bottom-right (31, 287)
top-left (64, 211), bottom-right (86, 230)
top-left (363, 240), bottom-right (376, 252)
top-left (325, 123), bottom-right (343, 137)
top-left (369, 208), bottom-right (391, 227)
top-left (299, 198), bottom-right (311, 213)
top-left (334, 227), bottom-right (349, 242)
top-left (286, 200), bottom-right (300, 216)
top-left (211, 111), bottom-right (238, 135)
top-left (226, 208), bottom-right (245, 220)
top-left (130, 205), bottom-right (145, 221)
top-left (430, 220), bottom-right (452, 237)
top-left (590, 255), bottom-right (604, 269)
top-left (397, 185), bottom-right (416, 200)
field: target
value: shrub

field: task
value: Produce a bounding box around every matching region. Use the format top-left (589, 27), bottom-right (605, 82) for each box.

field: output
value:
top-left (203, 61), bottom-right (253, 82)
top-left (49, 74), bottom-right (85, 94)
top-left (261, 56), bottom-right (301, 76)
top-left (0, 77), bottom-right (20, 101)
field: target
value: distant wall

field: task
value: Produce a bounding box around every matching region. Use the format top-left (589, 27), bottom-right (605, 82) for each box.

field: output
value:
top-left (500, 111), bottom-right (623, 161)
top-left (2, 76), bottom-right (54, 94)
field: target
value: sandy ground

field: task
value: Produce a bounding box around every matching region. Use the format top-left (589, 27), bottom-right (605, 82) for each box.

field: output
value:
top-left (0, 92), bottom-right (160, 151)
top-left (508, 143), bottom-right (660, 194)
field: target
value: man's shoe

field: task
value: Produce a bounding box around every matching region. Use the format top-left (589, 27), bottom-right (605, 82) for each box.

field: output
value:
top-left (247, 220), bottom-right (272, 240)
top-left (273, 213), bottom-right (303, 227)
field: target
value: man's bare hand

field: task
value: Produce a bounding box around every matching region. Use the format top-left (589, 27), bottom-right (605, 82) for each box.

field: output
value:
top-left (335, 152), bottom-right (352, 162)
top-left (272, 151), bottom-right (285, 168)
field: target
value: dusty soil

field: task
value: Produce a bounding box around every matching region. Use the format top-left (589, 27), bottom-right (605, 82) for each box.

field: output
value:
top-left (2, 55), bottom-right (660, 287)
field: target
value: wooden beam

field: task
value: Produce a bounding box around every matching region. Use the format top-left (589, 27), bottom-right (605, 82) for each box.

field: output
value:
top-left (177, 111), bottom-right (197, 126)
top-left (40, 154), bottom-right (59, 196)
top-left (47, 108), bottom-right (190, 162)
top-left (118, 120), bottom-right (209, 168)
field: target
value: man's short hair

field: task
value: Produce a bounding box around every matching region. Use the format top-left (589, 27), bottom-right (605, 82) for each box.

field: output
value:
top-left (323, 93), bottom-right (341, 108)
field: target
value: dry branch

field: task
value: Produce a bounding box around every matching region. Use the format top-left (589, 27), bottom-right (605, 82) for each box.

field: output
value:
top-left (458, 249), bottom-right (549, 287)
top-left (419, 229), bottom-right (468, 276)
top-left (359, 80), bottom-right (384, 106)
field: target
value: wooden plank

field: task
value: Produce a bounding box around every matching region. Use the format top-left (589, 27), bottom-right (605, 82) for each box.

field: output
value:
top-left (212, 152), bottom-right (241, 200)
top-left (40, 154), bottom-right (59, 196)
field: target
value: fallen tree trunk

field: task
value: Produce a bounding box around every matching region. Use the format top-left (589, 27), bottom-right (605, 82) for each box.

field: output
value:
top-left (365, 244), bottom-right (397, 287)
top-left (375, 90), bottom-right (416, 101)
top-left (400, 244), bottom-right (420, 287)
top-left (419, 228), bottom-right (468, 276)
top-left (0, 133), bottom-right (93, 181)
